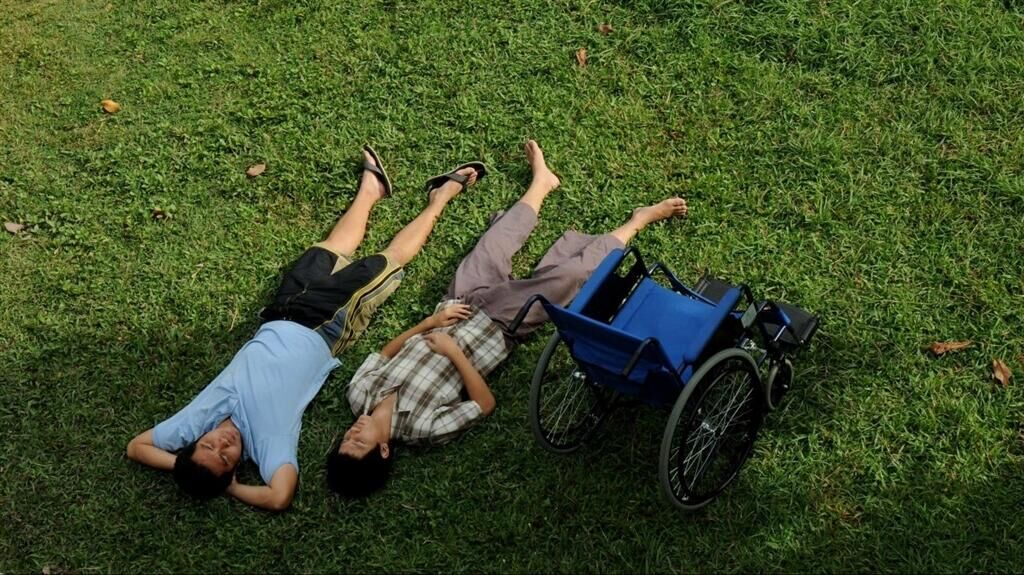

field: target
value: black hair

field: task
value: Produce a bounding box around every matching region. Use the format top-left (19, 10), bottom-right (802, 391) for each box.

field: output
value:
top-left (325, 440), bottom-right (393, 498)
top-left (172, 441), bottom-right (234, 500)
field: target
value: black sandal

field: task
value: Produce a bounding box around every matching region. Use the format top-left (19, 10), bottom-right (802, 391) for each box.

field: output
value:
top-left (362, 145), bottom-right (393, 197)
top-left (424, 161), bottom-right (487, 194)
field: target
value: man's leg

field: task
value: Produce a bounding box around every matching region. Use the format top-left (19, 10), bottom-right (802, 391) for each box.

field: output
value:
top-left (380, 166), bottom-right (479, 267)
top-left (479, 198), bottom-right (689, 335)
top-left (607, 198), bottom-right (689, 246)
top-left (318, 150), bottom-right (389, 258)
top-left (446, 140), bottom-right (561, 300)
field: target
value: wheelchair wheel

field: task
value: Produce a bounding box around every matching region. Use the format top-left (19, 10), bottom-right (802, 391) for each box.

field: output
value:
top-left (529, 332), bottom-right (615, 454)
top-left (765, 358), bottom-right (793, 412)
top-left (659, 348), bottom-right (765, 511)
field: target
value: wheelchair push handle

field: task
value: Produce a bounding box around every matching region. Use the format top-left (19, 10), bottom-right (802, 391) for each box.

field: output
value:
top-left (622, 337), bottom-right (669, 378)
top-left (507, 294), bottom-right (551, 337)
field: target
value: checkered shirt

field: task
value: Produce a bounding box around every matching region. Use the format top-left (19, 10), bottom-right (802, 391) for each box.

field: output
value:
top-left (346, 300), bottom-right (512, 445)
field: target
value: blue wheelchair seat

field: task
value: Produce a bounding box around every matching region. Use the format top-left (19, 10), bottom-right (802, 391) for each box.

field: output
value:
top-left (610, 278), bottom-right (741, 369)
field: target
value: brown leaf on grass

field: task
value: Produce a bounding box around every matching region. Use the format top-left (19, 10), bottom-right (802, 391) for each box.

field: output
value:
top-left (575, 48), bottom-right (588, 68)
top-left (246, 163), bottom-right (266, 177)
top-left (597, 23), bottom-right (613, 35)
top-left (928, 340), bottom-right (972, 356)
top-left (992, 359), bottom-right (1012, 387)
top-left (4, 222), bottom-right (25, 234)
top-left (101, 99), bottom-right (121, 114)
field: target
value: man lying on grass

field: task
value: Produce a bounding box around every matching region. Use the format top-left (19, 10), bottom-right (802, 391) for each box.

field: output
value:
top-left (326, 140), bottom-right (688, 497)
top-left (126, 146), bottom-right (485, 510)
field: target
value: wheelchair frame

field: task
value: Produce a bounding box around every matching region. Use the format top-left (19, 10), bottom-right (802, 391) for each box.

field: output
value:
top-left (508, 247), bottom-right (819, 511)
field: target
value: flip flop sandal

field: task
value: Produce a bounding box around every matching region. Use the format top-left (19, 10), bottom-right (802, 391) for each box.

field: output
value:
top-left (424, 161), bottom-right (488, 194)
top-left (362, 144), bottom-right (393, 197)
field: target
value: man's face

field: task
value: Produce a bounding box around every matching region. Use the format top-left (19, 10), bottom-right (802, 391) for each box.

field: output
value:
top-left (338, 415), bottom-right (388, 460)
top-left (192, 426), bottom-right (242, 475)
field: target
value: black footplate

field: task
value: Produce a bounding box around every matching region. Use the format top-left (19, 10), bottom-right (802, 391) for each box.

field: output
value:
top-left (761, 301), bottom-right (819, 350)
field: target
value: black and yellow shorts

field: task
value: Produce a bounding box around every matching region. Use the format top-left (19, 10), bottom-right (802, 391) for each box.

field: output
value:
top-left (259, 243), bottom-right (404, 356)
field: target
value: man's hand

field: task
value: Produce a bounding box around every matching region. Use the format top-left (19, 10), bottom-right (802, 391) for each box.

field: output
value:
top-left (226, 474), bottom-right (241, 497)
top-left (424, 332), bottom-right (463, 358)
top-left (428, 303), bottom-right (472, 329)
top-left (382, 304), bottom-right (471, 359)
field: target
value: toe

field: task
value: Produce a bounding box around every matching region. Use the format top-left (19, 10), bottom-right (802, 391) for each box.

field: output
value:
top-left (363, 150), bottom-right (376, 167)
top-left (459, 167), bottom-right (477, 186)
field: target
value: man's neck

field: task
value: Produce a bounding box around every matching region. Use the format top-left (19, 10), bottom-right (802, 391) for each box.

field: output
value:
top-left (369, 392), bottom-right (397, 444)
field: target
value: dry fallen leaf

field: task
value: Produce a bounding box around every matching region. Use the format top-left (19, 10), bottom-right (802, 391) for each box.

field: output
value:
top-left (598, 23), bottom-right (613, 35)
top-left (575, 48), bottom-right (588, 68)
top-left (246, 163), bottom-right (266, 177)
top-left (4, 222), bottom-right (25, 234)
top-left (928, 340), bottom-right (972, 356)
top-left (992, 359), bottom-right (1012, 387)
top-left (101, 99), bottom-right (121, 114)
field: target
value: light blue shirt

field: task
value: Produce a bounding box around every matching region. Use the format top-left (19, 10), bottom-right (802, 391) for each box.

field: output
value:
top-left (153, 321), bottom-right (340, 483)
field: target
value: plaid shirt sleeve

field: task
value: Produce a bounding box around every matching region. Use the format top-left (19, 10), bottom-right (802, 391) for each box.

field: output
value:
top-left (427, 400), bottom-right (485, 445)
top-left (346, 352), bottom-right (388, 416)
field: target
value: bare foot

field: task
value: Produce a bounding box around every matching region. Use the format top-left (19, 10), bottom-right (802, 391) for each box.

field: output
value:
top-left (525, 140), bottom-right (560, 191)
top-left (358, 150), bottom-right (387, 200)
top-left (429, 166), bottom-right (479, 206)
top-left (631, 197), bottom-right (688, 228)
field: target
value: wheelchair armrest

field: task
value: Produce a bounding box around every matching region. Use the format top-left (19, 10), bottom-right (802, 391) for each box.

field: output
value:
top-left (648, 262), bottom-right (715, 306)
top-left (507, 294), bottom-right (551, 337)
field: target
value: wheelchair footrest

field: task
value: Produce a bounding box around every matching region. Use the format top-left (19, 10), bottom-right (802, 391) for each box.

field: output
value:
top-left (764, 301), bottom-right (819, 349)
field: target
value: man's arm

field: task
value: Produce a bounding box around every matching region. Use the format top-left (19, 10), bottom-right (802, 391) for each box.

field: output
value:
top-left (381, 317), bottom-right (436, 359)
top-left (424, 333), bottom-right (496, 416)
top-left (126, 428), bottom-right (177, 471)
top-left (380, 303), bottom-right (471, 358)
top-left (226, 464), bottom-right (298, 512)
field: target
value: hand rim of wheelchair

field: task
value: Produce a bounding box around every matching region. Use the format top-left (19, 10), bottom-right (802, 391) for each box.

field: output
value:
top-left (658, 348), bottom-right (765, 512)
top-left (765, 357), bottom-right (793, 412)
top-left (529, 332), bottom-right (616, 454)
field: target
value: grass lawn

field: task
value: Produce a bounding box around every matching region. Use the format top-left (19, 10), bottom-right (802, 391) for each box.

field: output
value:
top-left (2, 0), bottom-right (1023, 572)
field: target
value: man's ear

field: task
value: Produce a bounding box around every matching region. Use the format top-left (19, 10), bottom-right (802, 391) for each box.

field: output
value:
top-left (379, 443), bottom-right (390, 459)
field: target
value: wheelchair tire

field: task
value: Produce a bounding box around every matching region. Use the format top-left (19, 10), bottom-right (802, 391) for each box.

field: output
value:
top-left (765, 358), bottom-right (793, 412)
top-left (529, 332), bottom-right (615, 454)
top-left (659, 348), bottom-right (765, 512)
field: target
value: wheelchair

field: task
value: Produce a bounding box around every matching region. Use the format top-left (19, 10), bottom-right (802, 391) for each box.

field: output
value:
top-left (508, 247), bottom-right (818, 511)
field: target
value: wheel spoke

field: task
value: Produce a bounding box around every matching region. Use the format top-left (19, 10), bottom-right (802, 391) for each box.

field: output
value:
top-left (682, 432), bottom-right (716, 475)
top-left (707, 373), bottom-right (747, 428)
top-left (549, 373), bottom-right (582, 434)
top-left (712, 386), bottom-right (752, 432)
top-left (688, 436), bottom-right (721, 491)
